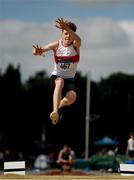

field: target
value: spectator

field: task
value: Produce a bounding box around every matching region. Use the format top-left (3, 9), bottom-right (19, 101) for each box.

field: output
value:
top-left (57, 144), bottom-right (75, 172)
top-left (4, 149), bottom-right (12, 161)
top-left (126, 132), bottom-right (134, 160)
top-left (34, 154), bottom-right (50, 171)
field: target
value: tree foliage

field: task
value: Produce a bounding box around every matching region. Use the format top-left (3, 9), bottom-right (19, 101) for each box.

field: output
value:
top-left (0, 65), bottom-right (134, 157)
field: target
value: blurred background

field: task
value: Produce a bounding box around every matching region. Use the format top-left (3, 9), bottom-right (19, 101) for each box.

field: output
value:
top-left (0, 0), bottom-right (134, 173)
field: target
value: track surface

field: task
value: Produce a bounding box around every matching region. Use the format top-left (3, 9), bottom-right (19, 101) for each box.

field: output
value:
top-left (0, 170), bottom-right (134, 180)
top-left (0, 174), bottom-right (134, 180)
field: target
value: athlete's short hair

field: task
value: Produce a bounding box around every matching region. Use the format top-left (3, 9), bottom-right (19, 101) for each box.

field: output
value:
top-left (65, 20), bottom-right (77, 32)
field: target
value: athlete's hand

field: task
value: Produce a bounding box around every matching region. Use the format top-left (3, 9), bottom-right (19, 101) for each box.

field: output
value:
top-left (33, 45), bottom-right (44, 56)
top-left (55, 18), bottom-right (68, 30)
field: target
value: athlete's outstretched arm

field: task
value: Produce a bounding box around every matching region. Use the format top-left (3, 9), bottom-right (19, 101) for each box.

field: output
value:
top-left (55, 18), bottom-right (81, 50)
top-left (33, 41), bottom-right (58, 56)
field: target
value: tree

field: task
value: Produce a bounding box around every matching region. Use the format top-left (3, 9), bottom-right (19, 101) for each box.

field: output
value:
top-left (98, 72), bottom-right (134, 153)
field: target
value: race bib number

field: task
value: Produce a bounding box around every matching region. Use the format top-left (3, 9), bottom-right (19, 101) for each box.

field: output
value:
top-left (60, 63), bottom-right (70, 69)
top-left (57, 59), bottom-right (72, 70)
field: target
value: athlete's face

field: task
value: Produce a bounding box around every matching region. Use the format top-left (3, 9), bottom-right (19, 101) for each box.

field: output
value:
top-left (61, 30), bottom-right (73, 46)
top-left (63, 145), bottom-right (70, 152)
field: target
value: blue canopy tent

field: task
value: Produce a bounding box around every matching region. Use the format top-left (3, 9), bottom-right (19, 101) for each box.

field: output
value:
top-left (93, 136), bottom-right (119, 172)
top-left (94, 136), bottom-right (118, 146)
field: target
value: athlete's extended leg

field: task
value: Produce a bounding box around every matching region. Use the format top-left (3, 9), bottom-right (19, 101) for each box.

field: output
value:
top-left (50, 77), bottom-right (64, 124)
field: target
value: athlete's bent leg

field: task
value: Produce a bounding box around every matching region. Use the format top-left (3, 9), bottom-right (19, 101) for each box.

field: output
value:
top-left (59, 90), bottom-right (77, 109)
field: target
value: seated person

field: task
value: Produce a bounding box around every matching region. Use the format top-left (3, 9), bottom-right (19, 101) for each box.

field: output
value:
top-left (57, 144), bottom-right (75, 172)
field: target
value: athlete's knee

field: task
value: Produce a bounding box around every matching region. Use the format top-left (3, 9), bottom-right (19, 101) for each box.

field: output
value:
top-left (66, 91), bottom-right (77, 104)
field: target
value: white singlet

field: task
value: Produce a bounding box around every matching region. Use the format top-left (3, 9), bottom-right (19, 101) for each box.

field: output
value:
top-left (52, 39), bottom-right (80, 79)
top-left (128, 138), bottom-right (134, 151)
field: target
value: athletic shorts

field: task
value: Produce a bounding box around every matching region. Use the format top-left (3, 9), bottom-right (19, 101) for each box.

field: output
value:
top-left (128, 150), bottom-right (134, 158)
top-left (50, 75), bottom-right (76, 96)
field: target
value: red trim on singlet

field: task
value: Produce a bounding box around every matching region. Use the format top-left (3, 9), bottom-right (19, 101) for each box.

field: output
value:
top-left (54, 40), bottom-right (80, 63)
top-left (54, 40), bottom-right (60, 52)
top-left (54, 54), bottom-right (80, 63)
